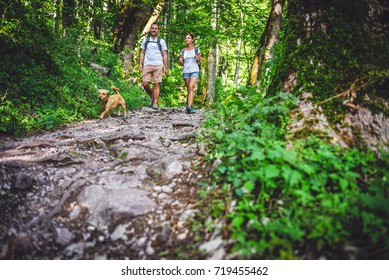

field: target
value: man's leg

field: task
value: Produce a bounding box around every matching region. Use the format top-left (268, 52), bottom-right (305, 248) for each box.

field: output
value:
top-left (153, 83), bottom-right (161, 106)
top-left (143, 81), bottom-right (153, 97)
top-left (152, 65), bottom-right (164, 107)
top-left (142, 66), bottom-right (154, 106)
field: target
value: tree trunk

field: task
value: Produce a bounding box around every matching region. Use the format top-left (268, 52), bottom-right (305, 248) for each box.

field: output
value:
top-left (53, 0), bottom-right (62, 33)
top-left (92, 0), bottom-right (103, 40)
top-left (271, 0), bottom-right (389, 152)
top-left (206, 0), bottom-right (218, 104)
top-left (234, 1), bottom-right (245, 87)
top-left (112, 1), bottom-right (157, 76)
top-left (234, 36), bottom-right (242, 86)
top-left (249, 0), bottom-right (284, 87)
top-left (62, 0), bottom-right (77, 29)
top-left (140, 1), bottom-right (166, 39)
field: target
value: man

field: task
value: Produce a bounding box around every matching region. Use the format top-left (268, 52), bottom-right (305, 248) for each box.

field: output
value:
top-left (139, 22), bottom-right (169, 110)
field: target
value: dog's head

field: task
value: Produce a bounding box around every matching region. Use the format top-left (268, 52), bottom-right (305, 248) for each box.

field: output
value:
top-left (98, 89), bottom-right (110, 102)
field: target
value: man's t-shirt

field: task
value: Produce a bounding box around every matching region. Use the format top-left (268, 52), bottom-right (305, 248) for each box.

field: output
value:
top-left (141, 37), bottom-right (168, 66)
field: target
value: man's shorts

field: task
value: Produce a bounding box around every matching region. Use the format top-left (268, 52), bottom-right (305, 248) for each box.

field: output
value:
top-left (182, 72), bottom-right (200, 79)
top-left (142, 65), bottom-right (163, 83)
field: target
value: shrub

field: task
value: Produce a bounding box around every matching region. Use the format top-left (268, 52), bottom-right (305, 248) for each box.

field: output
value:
top-left (203, 89), bottom-right (389, 259)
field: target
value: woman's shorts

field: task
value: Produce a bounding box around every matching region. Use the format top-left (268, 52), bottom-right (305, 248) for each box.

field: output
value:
top-left (182, 72), bottom-right (200, 79)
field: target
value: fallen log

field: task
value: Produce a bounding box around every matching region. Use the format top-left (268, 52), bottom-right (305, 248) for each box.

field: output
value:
top-left (89, 62), bottom-right (110, 76)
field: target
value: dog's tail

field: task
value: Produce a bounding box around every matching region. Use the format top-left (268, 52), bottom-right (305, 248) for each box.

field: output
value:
top-left (111, 86), bottom-right (120, 94)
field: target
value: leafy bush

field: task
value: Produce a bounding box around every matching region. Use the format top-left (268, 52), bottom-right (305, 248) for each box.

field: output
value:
top-left (0, 27), bottom-right (146, 135)
top-left (202, 89), bottom-right (389, 259)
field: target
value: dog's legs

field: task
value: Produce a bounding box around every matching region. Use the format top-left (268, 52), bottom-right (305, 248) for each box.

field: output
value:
top-left (121, 102), bottom-right (127, 117)
top-left (99, 108), bottom-right (110, 119)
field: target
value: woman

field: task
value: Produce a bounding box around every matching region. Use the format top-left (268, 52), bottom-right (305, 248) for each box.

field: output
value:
top-left (179, 34), bottom-right (201, 114)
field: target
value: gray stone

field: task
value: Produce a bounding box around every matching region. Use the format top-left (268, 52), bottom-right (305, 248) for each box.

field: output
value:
top-left (12, 173), bottom-right (34, 191)
top-left (111, 224), bottom-right (129, 241)
top-left (153, 156), bottom-right (183, 179)
top-left (55, 227), bottom-right (75, 246)
top-left (64, 242), bottom-right (85, 258)
top-left (78, 184), bottom-right (156, 229)
top-left (98, 174), bottom-right (141, 189)
top-left (199, 237), bottom-right (224, 254)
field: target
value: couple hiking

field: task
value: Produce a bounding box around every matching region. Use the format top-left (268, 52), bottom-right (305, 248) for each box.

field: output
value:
top-left (139, 22), bottom-right (201, 114)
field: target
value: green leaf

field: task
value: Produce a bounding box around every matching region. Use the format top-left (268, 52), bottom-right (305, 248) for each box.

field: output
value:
top-left (299, 163), bottom-right (315, 175)
top-left (214, 130), bottom-right (224, 140)
top-left (339, 178), bottom-right (348, 191)
top-left (232, 215), bottom-right (245, 228)
top-left (235, 188), bottom-right (244, 197)
top-left (243, 181), bottom-right (255, 191)
top-left (263, 165), bottom-right (280, 180)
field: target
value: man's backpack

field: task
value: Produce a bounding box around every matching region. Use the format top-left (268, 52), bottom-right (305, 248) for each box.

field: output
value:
top-left (144, 37), bottom-right (162, 55)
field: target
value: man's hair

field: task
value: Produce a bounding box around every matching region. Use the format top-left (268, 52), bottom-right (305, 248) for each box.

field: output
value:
top-left (151, 22), bottom-right (159, 28)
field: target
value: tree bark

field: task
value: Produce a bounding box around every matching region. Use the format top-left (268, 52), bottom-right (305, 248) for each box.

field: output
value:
top-left (92, 0), bottom-right (103, 40)
top-left (234, 1), bottom-right (245, 86)
top-left (249, 0), bottom-right (284, 87)
top-left (112, 1), bottom-right (159, 76)
top-left (140, 0), bottom-right (166, 39)
top-left (53, 0), bottom-right (62, 33)
top-left (62, 0), bottom-right (77, 29)
top-left (206, 0), bottom-right (218, 104)
top-left (273, 0), bottom-right (389, 152)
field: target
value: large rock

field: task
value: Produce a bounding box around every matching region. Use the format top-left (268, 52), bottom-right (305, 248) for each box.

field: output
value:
top-left (78, 183), bottom-right (156, 229)
top-left (152, 156), bottom-right (183, 179)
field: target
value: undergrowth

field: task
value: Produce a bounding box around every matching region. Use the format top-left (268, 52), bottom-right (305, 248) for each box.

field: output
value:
top-left (0, 28), bottom-right (146, 135)
top-left (200, 87), bottom-right (389, 259)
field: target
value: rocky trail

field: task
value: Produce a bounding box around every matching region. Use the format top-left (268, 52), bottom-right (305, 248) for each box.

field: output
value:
top-left (0, 107), bottom-right (223, 260)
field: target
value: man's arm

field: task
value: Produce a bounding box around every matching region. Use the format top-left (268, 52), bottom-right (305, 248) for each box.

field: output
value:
top-left (163, 50), bottom-right (169, 76)
top-left (139, 49), bottom-right (145, 71)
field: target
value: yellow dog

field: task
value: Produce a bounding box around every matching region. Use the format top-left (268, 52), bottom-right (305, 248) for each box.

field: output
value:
top-left (98, 86), bottom-right (126, 119)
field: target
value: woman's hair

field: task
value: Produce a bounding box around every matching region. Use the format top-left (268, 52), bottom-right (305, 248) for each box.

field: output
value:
top-left (186, 33), bottom-right (194, 40)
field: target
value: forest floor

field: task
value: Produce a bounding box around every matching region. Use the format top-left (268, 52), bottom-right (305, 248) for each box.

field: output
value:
top-left (0, 107), bottom-right (224, 260)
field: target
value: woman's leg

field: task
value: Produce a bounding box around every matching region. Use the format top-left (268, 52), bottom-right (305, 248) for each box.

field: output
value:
top-left (187, 76), bottom-right (198, 107)
top-left (184, 78), bottom-right (191, 105)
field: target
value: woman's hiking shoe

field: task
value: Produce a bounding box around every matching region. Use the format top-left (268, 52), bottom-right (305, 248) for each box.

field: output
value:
top-left (186, 106), bottom-right (191, 114)
top-left (151, 105), bottom-right (159, 110)
top-left (190, 107), bottom-right (196, 114)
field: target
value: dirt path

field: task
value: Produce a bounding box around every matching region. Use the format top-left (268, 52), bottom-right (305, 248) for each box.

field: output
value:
top-left (0, 107), bottom-right (217, 259)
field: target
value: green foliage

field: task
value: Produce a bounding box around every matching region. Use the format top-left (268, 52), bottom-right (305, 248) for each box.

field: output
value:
top-left (164, 0), bottom-right (271, 84)
top-left (160, 68), bottom-right (186, 107)
top-left (203, 88), bottom-right (389, 259)
top-left (0, 2), bottom-right (145, 135)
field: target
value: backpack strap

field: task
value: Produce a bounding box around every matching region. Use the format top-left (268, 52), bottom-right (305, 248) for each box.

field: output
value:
top-left (180, 47), bottom-right (199, 57)
top-left (156, 37), bottom-right (162, 53)
top-left (144, 37), bottom-right (150, 51)
top-left (144, 37), bottom-right (163, 55)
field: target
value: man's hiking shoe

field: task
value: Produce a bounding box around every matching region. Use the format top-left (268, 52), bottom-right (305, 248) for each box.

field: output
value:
top-left (152, 105), bottom-right (159, 110)
top-left (148, 97), bottom-right (154, 107)
top-left (186, 106), bottom-right (191, 114)
top-left (190, 107), bottom-right (196, 114)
